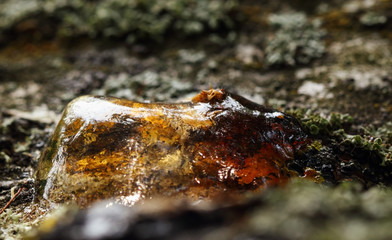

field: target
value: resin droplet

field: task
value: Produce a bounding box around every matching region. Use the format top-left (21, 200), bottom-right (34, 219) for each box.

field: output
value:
top-left (35, 89), bottom-right (309, 207)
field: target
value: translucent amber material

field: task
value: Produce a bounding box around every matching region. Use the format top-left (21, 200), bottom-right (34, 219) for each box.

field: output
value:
top-left (35, 89), bottom-right (309, 207)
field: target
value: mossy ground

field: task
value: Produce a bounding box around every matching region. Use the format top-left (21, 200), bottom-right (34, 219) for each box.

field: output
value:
top-left (1, 0), bottom-right (392, 239)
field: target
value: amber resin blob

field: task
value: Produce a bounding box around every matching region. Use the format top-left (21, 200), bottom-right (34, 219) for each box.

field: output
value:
top-left (35, 89), bottom-right (310, 207)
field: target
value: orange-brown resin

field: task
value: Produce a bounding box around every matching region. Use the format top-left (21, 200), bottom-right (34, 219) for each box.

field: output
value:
top-left (35, 89), bottom-right (309, 207)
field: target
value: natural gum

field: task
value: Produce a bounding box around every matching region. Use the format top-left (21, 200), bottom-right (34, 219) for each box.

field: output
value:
top-left (35, 89), bottom-right (310, 207)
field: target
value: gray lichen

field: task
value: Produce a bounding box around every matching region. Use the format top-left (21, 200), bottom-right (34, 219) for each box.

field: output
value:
top-left (0, 0), bottom-right (238, 43)
top-left (93, 71), bottom-right (195, 102)
top-left (360, 11), bottom-right (387, 26)
top-left (265, 12), bottom-right (326, 66)
top-left (178, 49), bottom-right (206, 64)
top-left (0, 209), bottom-right (29, 240)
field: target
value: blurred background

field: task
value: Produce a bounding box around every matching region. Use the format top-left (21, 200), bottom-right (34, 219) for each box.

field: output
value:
top-left (1, 0), bottom-right (392, 239)
top-left (0, 0), bottom-right (391, 123)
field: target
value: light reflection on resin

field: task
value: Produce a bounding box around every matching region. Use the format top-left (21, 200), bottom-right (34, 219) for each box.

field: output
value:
top-left (35, 89), bottom-right (310, 208)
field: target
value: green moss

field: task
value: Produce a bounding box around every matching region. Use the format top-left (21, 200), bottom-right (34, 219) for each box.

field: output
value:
top-left (308, 140), bottom-right (322, 151)
top-left (287, 109), bottom-right (352, 136)
top-left (366, 122), bottom-right (392, 145)
top-left (289, 108), bottom-right (392, 175)
top-left (364, 122), bottom-right (392, 164)
top-left (309, 124), bottom-right (319, 135)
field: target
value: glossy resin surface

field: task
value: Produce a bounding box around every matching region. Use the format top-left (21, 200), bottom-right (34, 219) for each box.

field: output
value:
top-left (35, 89), bottom-right (309, 207)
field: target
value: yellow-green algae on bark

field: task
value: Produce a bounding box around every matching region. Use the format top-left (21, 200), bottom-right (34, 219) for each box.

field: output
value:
top-left (35, 89), bottom-right (309, 208)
